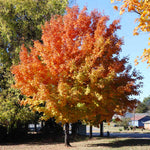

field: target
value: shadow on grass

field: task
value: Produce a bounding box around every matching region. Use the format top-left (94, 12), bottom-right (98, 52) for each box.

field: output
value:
top-left (0, 134), bottom-right (63, 146)
top-left (0, 134), bottom-right (88, 146)
top-left (87, 138), bottom-right (150, 148)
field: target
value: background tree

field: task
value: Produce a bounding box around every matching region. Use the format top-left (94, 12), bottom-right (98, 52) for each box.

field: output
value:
top-left (143, 95), bottom-right (150, 105)
top-left (111, 0), bottom-right (150, 66)
top-left (11, 6), bottom-right (142, 146)
top-left (0, 69), bottom-right (36, 136)
top-left (135, 95), bottom-right (150, 113)
top-left (135, 102), bottom-right (148, 113)
top-left (0, 0), bottom-right (68, 136)
top-left (0, 0), bottom-right (68, 67)
top-left (116, 118), bottom-right (131, 129)
top-left (143, 95), bottom-right (150, 111)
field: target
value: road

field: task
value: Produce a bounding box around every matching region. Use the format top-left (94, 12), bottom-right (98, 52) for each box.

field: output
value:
top-left (86, 132), bottom-right (150, 138)
top-left (86, 126), bottom-right (150, 138)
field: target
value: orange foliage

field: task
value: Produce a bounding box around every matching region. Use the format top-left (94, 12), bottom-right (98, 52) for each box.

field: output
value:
top-left (111, 0), bottom-right (150, 66)
top-left (11, 6), bottom-right (142, 125)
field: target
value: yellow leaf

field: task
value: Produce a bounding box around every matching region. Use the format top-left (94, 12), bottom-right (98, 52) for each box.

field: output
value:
top-left (111, 0), bottom-right (114, 3)
top-left (120, 9), bottom-right (125, 15)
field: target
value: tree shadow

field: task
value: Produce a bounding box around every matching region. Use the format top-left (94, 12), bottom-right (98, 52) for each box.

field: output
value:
top-left (0, 134), bottom-right (64, 146)
top-left (87, 138), bottom-right (150, 148)
top-left (0, 134), bottom-right (88, 146)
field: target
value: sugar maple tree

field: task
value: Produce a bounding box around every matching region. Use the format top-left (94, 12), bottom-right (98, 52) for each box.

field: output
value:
top-left (111, 0), bottom-right (150, 66)
top-left (11, 6), bottom-right (142, 146)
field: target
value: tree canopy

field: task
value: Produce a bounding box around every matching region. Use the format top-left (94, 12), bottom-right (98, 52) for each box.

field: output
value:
top-left (11, 6), bottom-right (142, 127)
top-left (0, 0), bottom-right (68, 67)
top-left (0, 0), bottom-right (69, 130)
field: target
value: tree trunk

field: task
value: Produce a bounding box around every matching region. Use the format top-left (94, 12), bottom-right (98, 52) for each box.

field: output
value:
top-left (41, 120), bottom-right (44, 128)
top-left (34, 123), bottom-right (37, 132)
top-left (100, 122), bottom-right (103, 137)
top-left (89, 125), bottom-right (92, 139)
top-left (64, 123), bottom-right (71, 147)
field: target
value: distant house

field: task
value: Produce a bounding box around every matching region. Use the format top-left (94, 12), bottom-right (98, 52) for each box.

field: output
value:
top-left (130, 115), bottom-right (150, 128)
top-left (143, 121), bottom-right (150, 130)
top-left (112, 113), bottom-right (150, 128)
top-left (125, 112), bottom-right (149, 119)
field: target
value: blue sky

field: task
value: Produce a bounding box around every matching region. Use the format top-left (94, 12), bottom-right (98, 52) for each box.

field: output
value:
top-left (73, 0), bottom-right (150, 102)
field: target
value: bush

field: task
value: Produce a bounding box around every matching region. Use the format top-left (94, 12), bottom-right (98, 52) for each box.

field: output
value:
top-left (116, 118), bottom-right (131, 130)
top-left (119, 129), bottom-right (122, 132)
